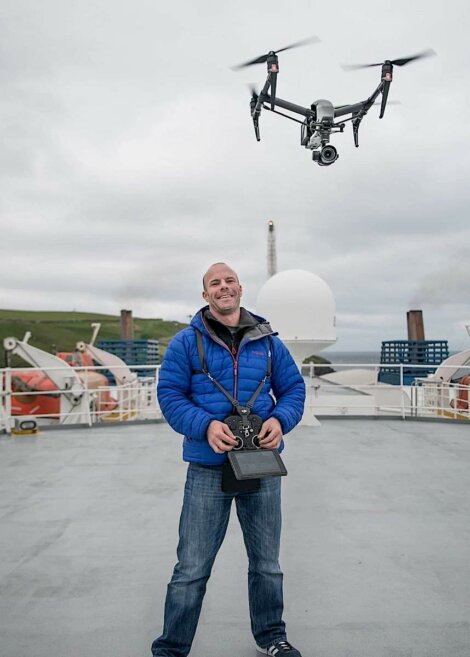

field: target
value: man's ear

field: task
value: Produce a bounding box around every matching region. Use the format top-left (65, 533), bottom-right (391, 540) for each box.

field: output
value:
top-left (202, 289), bottom-right (208, 302)
top-left (239, 285), bottom-right (243, 297)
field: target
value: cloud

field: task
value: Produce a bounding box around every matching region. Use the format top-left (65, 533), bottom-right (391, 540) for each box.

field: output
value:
top-left (1, 0), bottom-right (470, 352)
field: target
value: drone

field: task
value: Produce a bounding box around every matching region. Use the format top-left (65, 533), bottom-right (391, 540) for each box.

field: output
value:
top-left (233, 38), bottom-right (435, 166)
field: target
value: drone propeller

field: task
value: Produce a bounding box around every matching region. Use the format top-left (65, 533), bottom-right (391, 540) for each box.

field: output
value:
top-left (232, 36), bottom-right (320, 70)
top-left (342, 48), bottom-right (435, 71)
top-left (248, 84), bottom-right (259, 99)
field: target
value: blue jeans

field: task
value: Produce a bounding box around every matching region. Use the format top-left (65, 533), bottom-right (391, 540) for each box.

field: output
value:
top-left (151, 463), bottom-right (286, 657)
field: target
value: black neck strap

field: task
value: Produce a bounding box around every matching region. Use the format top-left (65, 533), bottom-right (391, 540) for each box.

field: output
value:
top-left (195, 328), bottom-right (271, 418)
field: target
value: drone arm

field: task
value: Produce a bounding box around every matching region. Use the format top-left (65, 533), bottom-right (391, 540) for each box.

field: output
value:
top-left (333, 79), bottom-right (386, 147)
top-left (379, 80), bottom-right (391, 118)
top-left (252, 75), bottom-right (272, 117)
top-left (334, 78), bottom-right (385, 119)
top-left (270, 72), bottom-right (277, 111)
top-left (333, 74), bottom-right (389, 146)
top-left (263, 106), bottom-right (306, 125)
top-left (264, 94), bottom-right (312, 118)
top-left (251, 71), bottom-right (277, 141)
top-left (252, 89), bottom-right (313, 139)
top-left (334, 101), bottom-right (368, 118)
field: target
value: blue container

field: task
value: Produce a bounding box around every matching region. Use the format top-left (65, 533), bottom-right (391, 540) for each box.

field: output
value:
top-left (96, 339), bottom-right (160, 380)
top-left (378, 340), bottom-right (449, 385)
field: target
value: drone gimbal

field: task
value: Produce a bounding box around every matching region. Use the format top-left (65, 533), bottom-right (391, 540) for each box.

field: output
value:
top-left (233, 40), bottom-right (435, 166)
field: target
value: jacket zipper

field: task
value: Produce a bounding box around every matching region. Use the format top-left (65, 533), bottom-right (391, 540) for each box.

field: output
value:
top-left (233, 350), bottom-right (238, 404)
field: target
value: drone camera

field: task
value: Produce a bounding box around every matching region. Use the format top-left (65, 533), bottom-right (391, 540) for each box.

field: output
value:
top-left (318, 144), bottom-right (338, 165)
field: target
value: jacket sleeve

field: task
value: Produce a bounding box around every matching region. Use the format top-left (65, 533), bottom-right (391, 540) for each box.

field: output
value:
top-left (269, 336), bottom-right (306, 434)
top-left (157, 331), bottom-right (213, 441)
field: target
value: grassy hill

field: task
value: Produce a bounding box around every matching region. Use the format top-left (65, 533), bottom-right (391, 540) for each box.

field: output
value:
top-left (0, 309), bottom-right (187, 363)
top-left (0, 309), bottom-right (333, 369)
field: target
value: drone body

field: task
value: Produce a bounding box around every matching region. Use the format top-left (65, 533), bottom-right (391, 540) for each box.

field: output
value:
top-left (234, 41), bottom-right (435, 166)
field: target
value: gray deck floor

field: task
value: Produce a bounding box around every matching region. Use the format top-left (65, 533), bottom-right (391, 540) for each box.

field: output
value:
top-left (1, 419), bottom-right (470, 657)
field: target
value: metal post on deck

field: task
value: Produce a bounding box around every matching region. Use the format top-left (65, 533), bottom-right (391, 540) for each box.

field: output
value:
top-left (86, 387), bottom-right (93, 427)
top-left (400, 364), bottom-right (405, 419)
top-left (4, 368), bottom-right (12, 435)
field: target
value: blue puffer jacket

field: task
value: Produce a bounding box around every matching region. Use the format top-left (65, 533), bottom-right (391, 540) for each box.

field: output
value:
top-left (157, 307), bottom-right (306, 465)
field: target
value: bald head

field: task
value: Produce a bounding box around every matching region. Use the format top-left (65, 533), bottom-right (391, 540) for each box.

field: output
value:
top-left (202, 262), bottom-right (239, 291)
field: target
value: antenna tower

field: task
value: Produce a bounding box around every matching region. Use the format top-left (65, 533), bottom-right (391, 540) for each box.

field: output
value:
top-left (267, 220), bottom-right (277, 278)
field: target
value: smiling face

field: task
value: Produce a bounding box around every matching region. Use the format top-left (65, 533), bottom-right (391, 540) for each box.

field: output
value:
top-left (202, 263), bottom-right (243, 321)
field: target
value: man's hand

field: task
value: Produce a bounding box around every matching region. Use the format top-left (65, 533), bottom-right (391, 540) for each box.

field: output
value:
top-left (258, 417), bottom-right (283, 449)
top-left (207, 420), bottom-right (238, 454)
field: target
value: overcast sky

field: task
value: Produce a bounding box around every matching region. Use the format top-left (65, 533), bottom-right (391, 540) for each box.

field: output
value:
top-left (1, 0), bottom-right (469, 351)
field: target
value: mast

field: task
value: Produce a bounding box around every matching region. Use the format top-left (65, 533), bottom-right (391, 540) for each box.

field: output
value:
top-left (267, 220), bottom-right (277, 278)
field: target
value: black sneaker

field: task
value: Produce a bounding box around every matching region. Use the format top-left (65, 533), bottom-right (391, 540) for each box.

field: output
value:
top-left (256, 640), bottom-right (302, 657)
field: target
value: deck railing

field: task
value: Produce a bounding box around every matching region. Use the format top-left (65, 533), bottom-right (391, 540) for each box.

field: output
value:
top-left (301, 362), bottom-right (470, 421)
top-left (0, 364), bottom-right (162, 434)
top-left (1, 362), bottom-right (469, 434)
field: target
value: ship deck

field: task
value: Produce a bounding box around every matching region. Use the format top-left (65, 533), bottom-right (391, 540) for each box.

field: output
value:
top-left (1, 418), bottom-right (470, 657)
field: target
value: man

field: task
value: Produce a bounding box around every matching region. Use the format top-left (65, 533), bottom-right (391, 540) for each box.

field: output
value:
top-left (152, 262), bottom-right (306, 657)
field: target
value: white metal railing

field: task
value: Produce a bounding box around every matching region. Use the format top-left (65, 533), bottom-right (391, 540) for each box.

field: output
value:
top-left (1, 361), bottom-right (469, 434)
top-left (0, 363), bottom-right (162, 434)
top-left (300, 362), bottom-right (470, 421)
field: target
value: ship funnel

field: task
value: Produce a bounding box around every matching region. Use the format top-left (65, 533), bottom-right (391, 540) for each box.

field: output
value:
top-left (120, 309), bottom-right (134, 340)
top-left (407, 309), bottom-right (425, 341)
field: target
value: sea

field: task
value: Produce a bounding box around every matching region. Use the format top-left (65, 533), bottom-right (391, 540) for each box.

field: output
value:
top-left (322, 351), bottom-right (380, 366)
top-left (321, 349), bottom-right (459, 372)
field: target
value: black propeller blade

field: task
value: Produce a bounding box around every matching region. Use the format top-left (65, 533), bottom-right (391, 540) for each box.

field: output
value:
top-left (232, 36), bottom-right (320, 70)
top-left (342, 48), bottom-right (435, 71)
top-left (248, 84), bottom-right (259, 100)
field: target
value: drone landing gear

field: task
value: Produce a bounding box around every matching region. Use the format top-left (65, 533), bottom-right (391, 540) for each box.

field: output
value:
top-left (352, 115), bottom-right (363, 147)
top-left (312, 144), bottom-right (339, 166)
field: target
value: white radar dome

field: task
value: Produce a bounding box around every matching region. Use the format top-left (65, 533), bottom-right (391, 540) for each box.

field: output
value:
top-left (256, 269), bottom-right (336, 362)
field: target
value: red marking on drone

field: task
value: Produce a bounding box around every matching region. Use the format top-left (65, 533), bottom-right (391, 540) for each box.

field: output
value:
top-left (270, 64), bottom-right (279, 72)
top-left (385, 73), bottom-right (392, 81)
